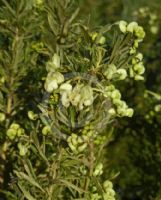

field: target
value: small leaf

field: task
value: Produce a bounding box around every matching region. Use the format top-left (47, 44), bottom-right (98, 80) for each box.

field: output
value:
top-left (14, 171), bottom-right (45, 192)
top-left (1, 0), bottom-right (16, 17)
top-left (0, 190), bottom-right (17, 200)
top-left (59, 179), bottom-right (86, 194)
top-left (23, 159), bottom-right (37, 180)
top-left (18, 182), bottom-right (37, 200)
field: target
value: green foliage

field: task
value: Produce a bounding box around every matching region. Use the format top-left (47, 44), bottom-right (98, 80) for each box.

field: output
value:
top-left (1, 0), bottom-right (161, 200)
top-left (92, 1), bottom-right (161, 200)
top-left (77, 1), bottom-right (161, 200)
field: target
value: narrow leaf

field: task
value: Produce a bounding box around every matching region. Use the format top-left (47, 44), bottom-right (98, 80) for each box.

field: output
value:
top-left (59, 179), bottom-right (86, 194)
top-left (18, 182), bottom-right (36, 200)
top-left (14, 171), bottom-right (44, 192)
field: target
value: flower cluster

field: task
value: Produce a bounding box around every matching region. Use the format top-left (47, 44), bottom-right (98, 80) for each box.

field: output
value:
top-left (94, 135), bottom-right (106, 145)
top-left (103, 64), bottom-right (127, 81)
top-left (44, 54), bottom-right (64, 92)
top-left (44, 54), bottom-right (94, 110)
top-left (6, 123), bottom-right (25, 140)
top-left (118, 21), bottom-right (145, 81)
top-left (102, 84), bottom-right (133, 117)
top-left (82, 123), bottom-right (98, 138)
top-left (103, 180), bottom-right (116, 200)
top-left (119, 21), bottom-right (145, 39)
top-left (44, 22), bottom-right (145, 118)
top-left (90, 186), bottom-right (102, 200)
top-left (60, 83), bottom-right (93, 110)
top-left (93, 162), bottom-right (103, 176)
top-left (90, 180), bottom-right (116, 200)
top-left (67, 133), bottom-right (88, 154)
top-left (49, 93), bottom-right (59, 105)
top-left (130, 53), bottom-right (145, 80)
top-left (119, 21), bottom-right (145, 55)
top-left (89, 31), bottom-right (106, 45)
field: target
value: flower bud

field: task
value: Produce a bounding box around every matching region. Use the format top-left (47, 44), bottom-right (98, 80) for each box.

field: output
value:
top-left (69, 84), bottom-right (82, 107)
top-left (91, 193), bottom-right (101, 200)
top-left (134, 40), bottom-right (139, 48)
top-left (55, 72), bottom-right (64, 84)
top-left (36, 0), bottom-right (43, 5)
top-left (78, 143), bottom-right (87, 152)
top-left (127, 22), bottom-right (138, 33)
top-left (61, 92), bottom-right (70, 107)
top-left (105, 85), bottom-right (115, 92)
top-left (18, 143), bottom-right (28, 156)
top-left (71, 133), bottom-right (77, 139)
top-left (93, 163), bottom-right (103, 176)
top-left (0, 76), bottom-right (5, 83)
top-left (71, 94), bottom-right (81, 106)
top-left (129, 68), bottom-right (134, 77)
top-left (104, 64), bottom-right (117, 80)
top-left (81, 85), bottom-right (93, 106)
top-left (17, 128), bottom-right (25, 137)
top-left (46, 53), bottom-right (60, 72)
top-left (117, 69), bottom-right (127, 80)
top-left (126, 108), bottom-right (134, 117)
top-left (71, 137), bottom-right (78, 146)
top-left (136, 53), bottom-right (143, 61)
top-left (108, 108), bottom-right (116, 116)
top-left (149, 13), bottom-right (157, 21)
top-left (45, 79), bottom-right (58, 92)
top-left (91, 32), bottom-right (98, 41)
top-left (28, 111), bottom-right (37, 120)
top-left (78, 102), bottom-right (84, 110)
top-left (132, 58), bottom-right (137, 65)
top-left (60, 83), bottom-right (72, 92)
top-left (111, 90), bottom-right (121, 99)
top-left (42, 126), bottom-right (51, 135)
top-left (0, 112), bottom-right (5, 122)
top-left (82, 135), bottom-right (89, 142)
top-left (98, 36), bottom-right (106, 44)
top-left (86, 130), bottom-right (93, 137)
top-left (77, 137), bottom-right (83, 143)
top-left (150, 26), bottom-right (158, 34)
top-left (133, 63), bottom-right (145, 75)
top-left (84, 99), bottom-right (93, 106)
top-left (106, 188), bottom-right (115, 197)
top-left (68, 142), bottom-right (78, 154)
top-left (103, 193), bottom-right (109, 200)
top-left (120, 101), bottom-right (128, 109)
top-left (134, 75), bottom-right (144, 81)
top-left (119, 20), bottom-right (127, 33)
top-left (80, 166), bottom-right (87, 175)
top-left (134, 26), bottom-right (145, 39)
top-left (154, 105), bottom-right (161, 112)
top-left (7, 129), bottom-right (17, 140)
top-left (10, 123), bottom-right (20, 130)
top-left (117, 107), bottom-right (127, 116)
top-left (103, 180), bottom-right (113, 190)
top-left (129, 47), bottom-right (136, 55)
top-left (113, 99), bottom-right (122, 106)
